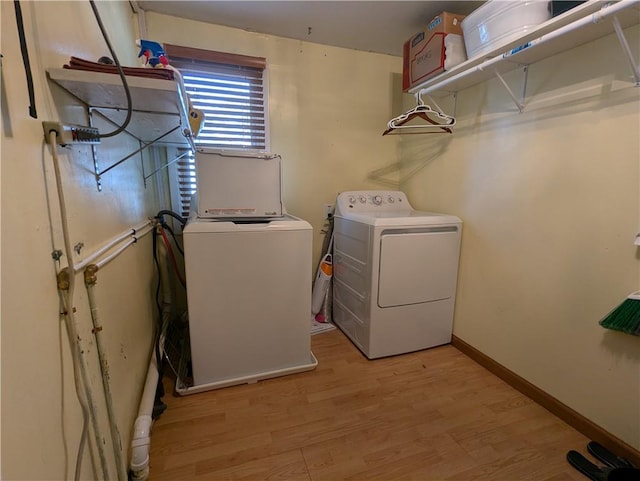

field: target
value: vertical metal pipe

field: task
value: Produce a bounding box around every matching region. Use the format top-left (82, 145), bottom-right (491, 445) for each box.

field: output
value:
top-left (51, 131), bottom-right (111, 479)
top-left (56, 270), bottom-right (91, 481)
top-left (84, 266), bottom-right (127, 481)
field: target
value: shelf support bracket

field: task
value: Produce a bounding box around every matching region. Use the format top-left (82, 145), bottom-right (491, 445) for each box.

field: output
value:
top-left (611, 14), bottom-right (640, 86)
top-left (88, 107), bottom-right (182, 190)
top-left (423, 94), bottom-right (447, 116)
top-left (416, 92), bottom-right (458, 121)
top-left (88, 109), bottom-right (102, 191)
top-left (452, 92), bottom-right (458, 118)
top-left (143, 150), bottom-right (190, 187)
top-left (97, 125), bottom-right (181, 179)
top-left (494, 66), bottom-right (528, 113)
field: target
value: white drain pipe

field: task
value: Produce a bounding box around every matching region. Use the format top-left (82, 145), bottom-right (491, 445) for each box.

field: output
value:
top-left (130, 229), bottom-right (172, 480)
top-left (129, 351), bottom-right (159, 481)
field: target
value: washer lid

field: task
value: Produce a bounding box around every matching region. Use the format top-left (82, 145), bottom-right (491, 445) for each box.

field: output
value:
top-left (184, 214), bottom-right (311, 233)
top-left (339, 210), bottom-right (461, 227)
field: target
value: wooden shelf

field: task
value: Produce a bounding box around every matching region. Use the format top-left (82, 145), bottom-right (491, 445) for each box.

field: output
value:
top-left (409, 0), bottom-right (640, 97)
top-left (47, 68), bottom-right (192, 145)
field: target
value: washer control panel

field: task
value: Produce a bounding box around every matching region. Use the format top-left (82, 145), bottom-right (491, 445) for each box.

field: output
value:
top-left (335, 191), bottom-right (411, 215)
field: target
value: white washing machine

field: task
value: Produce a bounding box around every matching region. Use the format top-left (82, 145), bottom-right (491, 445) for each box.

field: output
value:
top-left (333, 190), bottom-right (462, 359)
top-left (181, 215), bottom-right (317, 394)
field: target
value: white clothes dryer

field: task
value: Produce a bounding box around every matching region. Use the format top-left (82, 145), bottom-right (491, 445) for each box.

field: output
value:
top-left (333, 191), bottom-right (462, 359)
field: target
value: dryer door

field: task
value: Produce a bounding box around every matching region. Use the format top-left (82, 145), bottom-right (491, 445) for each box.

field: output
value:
top-left (378, 227), bottom-right (460, 308)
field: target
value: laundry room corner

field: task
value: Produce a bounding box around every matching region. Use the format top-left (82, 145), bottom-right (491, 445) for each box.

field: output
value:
top-left (3, 1), bottom-right (640, 479)
top-left (400, 24), bottom-right (640, 451)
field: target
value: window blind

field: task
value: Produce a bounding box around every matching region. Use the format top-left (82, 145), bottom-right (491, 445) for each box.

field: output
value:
top-left (176, 63), bottom-right (266, 149)
top-left (175, 150), bottom-right (197, 219)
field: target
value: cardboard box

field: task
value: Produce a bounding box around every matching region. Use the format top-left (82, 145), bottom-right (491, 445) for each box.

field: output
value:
top-left (402, 12), bottom-right (466, 91)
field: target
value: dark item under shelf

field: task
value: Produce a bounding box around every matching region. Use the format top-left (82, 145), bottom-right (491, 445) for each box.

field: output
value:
top-left (549, 1), bottom-right (587, 18)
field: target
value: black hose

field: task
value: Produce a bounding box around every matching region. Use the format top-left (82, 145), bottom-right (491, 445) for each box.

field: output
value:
top-left (155, 210), bottom-right (187, 228)
top-left (14, 1), bottom-right (37, 118)
top-left (151, 229), bottom-right (165, 401)
top-left (151, 209), bottom-right (187, 410)
top-left (88, 0), bottom-right (132, 138)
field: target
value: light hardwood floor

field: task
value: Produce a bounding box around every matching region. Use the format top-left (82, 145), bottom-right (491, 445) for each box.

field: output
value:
top-left (149, 329), bottom-right (590, 480)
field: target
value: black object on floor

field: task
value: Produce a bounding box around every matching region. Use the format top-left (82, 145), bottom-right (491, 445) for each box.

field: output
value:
top-left (567, 451), bottom-right (611, 481)
top-left (587, 441), bottom-right (636, 469)
top-left (567, 450), bottom-right (640, 481)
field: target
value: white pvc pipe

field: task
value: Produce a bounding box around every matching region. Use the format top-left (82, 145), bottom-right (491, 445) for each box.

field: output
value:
top-left (50, 131), bottom-right (111, 480)
top-left (51, 141), bottom-right (155, 479)
top-left (75, 220), bottom-right (152, 272)
top-left (130, 229), bottom-right (172, 481)
top-left (94, 225), bottom-right (154, 270)
top-left (129, 352), bottom-right (159, 481)
top-left (77, 222), bottom-right (154, 480)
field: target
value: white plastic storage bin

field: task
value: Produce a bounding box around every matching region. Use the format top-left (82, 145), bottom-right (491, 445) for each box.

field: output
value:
top-left (195, 149), bottom-right (283, 219)
top-left (461, 0), bottom-right (552, 59)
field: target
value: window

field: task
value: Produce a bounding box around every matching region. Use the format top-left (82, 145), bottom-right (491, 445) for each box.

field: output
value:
top-left (164, 44), bottom-right (268, 217)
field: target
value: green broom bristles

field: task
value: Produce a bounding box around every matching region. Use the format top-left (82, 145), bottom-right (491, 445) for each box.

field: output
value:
top-left (599, 293), bottom-right (640, 335)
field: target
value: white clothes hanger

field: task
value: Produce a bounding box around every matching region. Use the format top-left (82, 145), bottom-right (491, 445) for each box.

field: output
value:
top-left (383, 92), bottom-right (455, 136)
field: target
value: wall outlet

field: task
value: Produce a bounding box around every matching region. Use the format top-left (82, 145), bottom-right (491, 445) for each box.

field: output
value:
top-left (42, 121), bottom-right (100, 146)
top-left (324, 204), bottom-right (335, 218)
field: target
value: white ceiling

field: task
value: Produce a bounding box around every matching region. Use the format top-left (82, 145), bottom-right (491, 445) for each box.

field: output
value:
top-left (135, 1), bottom-right (483, 57)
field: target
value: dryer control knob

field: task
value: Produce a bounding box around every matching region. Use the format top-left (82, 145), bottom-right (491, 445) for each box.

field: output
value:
top-left (348, 196), bottom-right (356, 204)
top-left (372, 195), bottom-right (382, 205)
top-left (358, 195), bottom-right (367, 203)
top-left (387, 196), bottom-right (395, 203)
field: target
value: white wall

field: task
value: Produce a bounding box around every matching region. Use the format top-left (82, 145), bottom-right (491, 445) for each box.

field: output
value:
top-left (401, 27), bottom-right (640, 449)
top-left (1, 4), bottom-right (404, 479)
top-left (146, 12), bottom-right (403, 265)
top-left (1, 2), bottom-right (160, 479)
